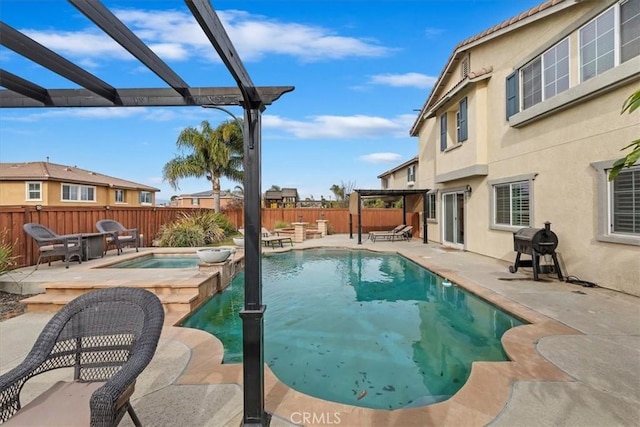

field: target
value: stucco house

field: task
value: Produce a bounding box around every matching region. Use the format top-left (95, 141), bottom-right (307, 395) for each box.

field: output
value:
top-left (404, 0), bottom-right (639, 295)
top-left (0, 161), bottom-right (160, 207)
top-left (170, 190), bottom-right (243, 210)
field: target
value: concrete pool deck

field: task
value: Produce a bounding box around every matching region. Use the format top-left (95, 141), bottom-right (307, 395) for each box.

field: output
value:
top-left (1, 234), bottom-right (638, 426)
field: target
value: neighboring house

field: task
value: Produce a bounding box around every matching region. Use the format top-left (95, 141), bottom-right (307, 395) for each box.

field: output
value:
top-left (0, 161), bottom-right (159, 207)
top-left (171, 190), bottom-right (243, 210)
top-left (264, 188), bottom-right (299, 208)
top-left (408, 0), bottom-right (639, 296)
top-left (378, 156), bottom-right (419, 190)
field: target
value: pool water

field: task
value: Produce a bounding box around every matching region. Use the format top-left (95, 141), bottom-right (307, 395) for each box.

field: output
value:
top-left (181, 248), bottom-right (524, 410)
top-left (105, 255), bottom-right (199, 268)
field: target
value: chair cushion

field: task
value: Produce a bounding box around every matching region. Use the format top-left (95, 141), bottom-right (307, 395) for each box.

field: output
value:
top-left (4, 380), bottom-right (135, 426)
top-left (39, 243), bottom-right (79, 252)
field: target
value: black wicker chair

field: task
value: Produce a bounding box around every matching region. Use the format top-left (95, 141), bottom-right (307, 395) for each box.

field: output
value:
top-left (96, 220), bottom-right (139, 255)
top-left (23, 223), bottom-right (83, 269)
top-left (0, 287), bottom-right (165, 426)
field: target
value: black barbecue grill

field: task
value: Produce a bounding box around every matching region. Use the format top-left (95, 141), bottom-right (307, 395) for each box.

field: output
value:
top-left (508, 221), bottom-right (563, 281)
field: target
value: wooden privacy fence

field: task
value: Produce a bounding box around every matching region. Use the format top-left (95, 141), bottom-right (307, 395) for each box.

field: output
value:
top-left (0, 206), bottom-right (412, 268)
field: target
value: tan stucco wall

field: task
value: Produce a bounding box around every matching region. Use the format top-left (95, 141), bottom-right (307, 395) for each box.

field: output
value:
top-left (381, 165), bottom-right (417, 190)
top-left (415, 1), bottom-right (640, 295)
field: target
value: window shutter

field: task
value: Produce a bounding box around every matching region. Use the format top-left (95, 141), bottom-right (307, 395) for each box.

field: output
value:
top-left (440, 114), bottom-right (447, 151)
top-left (458, 97), bottom-right (468, 141)
top-left (506, 71), bottom-right (519, 119)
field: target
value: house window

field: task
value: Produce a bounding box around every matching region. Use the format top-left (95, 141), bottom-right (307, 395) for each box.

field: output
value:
top-left (26, 182), bottom-right (42, 201)
top-left (139, 191), bottom-right (152, 204)
top-left (407, 165), bottom-right (416, 183)
top-left (580, 0), bottom-right (640, 82)
top-left (440, 113), bottom-right (447, 151)
top-left (518, 38), bottom-right (570, 111)
top-left (493, 181), bottom-right (531, 228)
top-left (592, 160), bottom-right (639, 245)
top-left (611, 166), bottom-right (639, 235)
top-left (115, 189), bottom-right (125, 203)
top-left (426, 193), bottom-right (436, 220)
top-left (61, 183), bottom-right (95, 202)
top-left (192, 198), bottom-right (199, 206)
top-left (457, 97), bottom-right (468, 142)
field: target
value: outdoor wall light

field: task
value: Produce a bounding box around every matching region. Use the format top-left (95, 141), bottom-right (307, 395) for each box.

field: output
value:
top-left (466, 185), bottom-right (472, 194)
top-left (35, 204), bottom-right (42, 211)
top-left (105, 205), bottom-right (110, 210)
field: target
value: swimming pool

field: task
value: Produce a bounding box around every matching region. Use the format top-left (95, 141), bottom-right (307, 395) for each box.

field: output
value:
top-left (181, 248), bottom-right (524, 410)
top-left (104, 254), bottom-right (199, 268)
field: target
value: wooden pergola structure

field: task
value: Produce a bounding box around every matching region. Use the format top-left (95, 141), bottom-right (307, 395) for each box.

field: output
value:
top-left (0, 1), bottom-right (293, 425)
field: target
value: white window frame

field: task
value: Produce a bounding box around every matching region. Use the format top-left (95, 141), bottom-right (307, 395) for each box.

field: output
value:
top-left (489, 174), bottom-right (536, 231)
top-left (115, 189), bottom-right (125, 204)
top-left (580, 0), bottom-right (640, 83)
top-left (407, 165), bottom-right (416, 183)
top-left (592, 160), bottom-right (640, 245)
top-left (61, 183), bottom-right (96, 202)
top-left (26, 181), bottom-right (42, 201)
top-left (139, 191), bottom-right (152, 205)
top-left (520, 38), bottom-right (569, 110)
top-left (426, 192), bottom-right (437, 221)
top-left (192, 198), bottom-right (199, 206)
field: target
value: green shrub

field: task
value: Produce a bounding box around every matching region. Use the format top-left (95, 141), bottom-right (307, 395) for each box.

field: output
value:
top-left (0, 232), bottom-right (19, 275)
top-left (156, 222), bottom-right (206, 247)
top-left (274, 220), bottom-right (291, 229)
top-left (156, 210), bottom-right (234, 247)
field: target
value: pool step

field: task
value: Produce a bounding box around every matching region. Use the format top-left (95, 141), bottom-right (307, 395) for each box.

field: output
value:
top-left (24, 292), bottom-right (201, 314)
top-left (23, 275), bottom-right (221, 316)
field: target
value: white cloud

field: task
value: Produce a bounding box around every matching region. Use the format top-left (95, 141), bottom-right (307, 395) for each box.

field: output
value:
top-left (368, 73), bottom-right (437, 89)
top-left (359, 153), bottom-right (403, 164)
top-left (263, 114), bottom-right (410, 139)
top-left (19, 8), bottom-right (393, 66)
top-left (424, 27), bottom-right (444, 39)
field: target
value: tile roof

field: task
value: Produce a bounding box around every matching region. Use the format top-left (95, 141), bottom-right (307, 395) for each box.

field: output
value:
top-left (0, 161), bottom-right (159, 191)
top-left (455, 0), bottom-right (569, 48)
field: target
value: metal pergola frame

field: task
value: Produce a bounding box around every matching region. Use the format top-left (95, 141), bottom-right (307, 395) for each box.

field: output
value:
top-left (351, 189), bottom-right (431, 244)
top-left (0, 1), bottom-right (293, 425)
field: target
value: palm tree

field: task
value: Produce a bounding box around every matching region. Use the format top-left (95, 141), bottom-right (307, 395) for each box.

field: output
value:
top-left (163, 120), bottom-right (243, 213)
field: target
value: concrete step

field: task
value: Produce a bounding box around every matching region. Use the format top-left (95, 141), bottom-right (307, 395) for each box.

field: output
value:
top-left (24, 291), bottom-right (201, 314)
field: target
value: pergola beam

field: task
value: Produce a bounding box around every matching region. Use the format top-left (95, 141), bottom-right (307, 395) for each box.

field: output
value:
top-left (185, 0), bottom-right (264, 110)
top-left (0, 21), bottom-right (122, 105)
top-left (0, 86), bottom-right (294, 108)
top-left (68, 0), bottom-right (193, 100)
top-left (0, 69), bottom-right (53, 106)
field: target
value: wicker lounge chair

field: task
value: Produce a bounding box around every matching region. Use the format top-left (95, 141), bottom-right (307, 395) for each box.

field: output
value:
top-left (370, 225), bottom-right (413, 242)
top-left (0, 287), bottom-right (165, 427)
top-left (23, 223), bottom-right (83, 269)
top-left (96, 220), bottom-right (139, 255)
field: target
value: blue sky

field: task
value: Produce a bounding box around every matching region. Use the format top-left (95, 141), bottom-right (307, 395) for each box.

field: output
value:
top-left (0, 0), bottom-right (543, 202)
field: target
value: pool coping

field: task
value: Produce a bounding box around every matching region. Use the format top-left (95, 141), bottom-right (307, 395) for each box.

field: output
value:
top-left (169, 244), bottom-right (582, 426)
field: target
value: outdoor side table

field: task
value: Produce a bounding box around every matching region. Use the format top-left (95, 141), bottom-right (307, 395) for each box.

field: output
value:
top-left (81, 232), bottom-right (107, 261)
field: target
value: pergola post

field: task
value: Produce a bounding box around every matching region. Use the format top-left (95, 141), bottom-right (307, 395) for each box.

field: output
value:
top-left (357, 192), bottom-right (362, 244)
top-left (239, 107), bottom-right (268, 426)
top-left (423, 192), bottom-right (428, 244)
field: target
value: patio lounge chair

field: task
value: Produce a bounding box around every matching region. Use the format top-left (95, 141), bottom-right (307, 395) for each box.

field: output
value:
top-left (368, 224), bottom-right (405, 241)
top-left (96, 219), bottom-right (139, 255)
top-left (0, 287), bottom-right (165, 427)
top-left (261, 227), bottom-right (293, 249)
top-left (370, 225), bottom-right (413, 242)
top-left (23, 223), bottom-right (82, 269)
